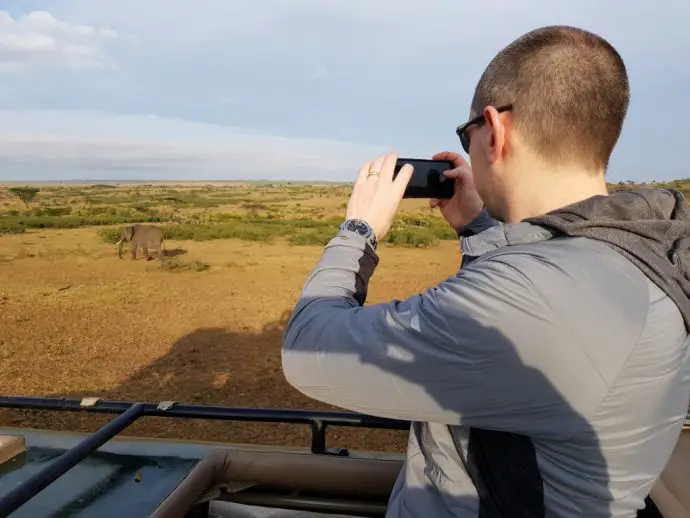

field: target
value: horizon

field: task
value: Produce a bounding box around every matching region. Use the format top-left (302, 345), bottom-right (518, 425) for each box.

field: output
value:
top-left (2, 177), bottom-right (688, 187)
top-left (0, 178), bottom-right (351, 185)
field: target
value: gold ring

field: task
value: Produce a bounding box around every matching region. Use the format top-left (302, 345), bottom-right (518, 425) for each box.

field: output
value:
top-left (367, 170), bottom-right (380, 177)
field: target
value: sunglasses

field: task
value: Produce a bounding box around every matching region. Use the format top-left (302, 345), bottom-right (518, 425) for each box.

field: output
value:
top-left (455, 104), bottom-right (513, 154)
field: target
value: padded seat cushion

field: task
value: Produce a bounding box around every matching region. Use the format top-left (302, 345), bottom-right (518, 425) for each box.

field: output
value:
top-left (0, 435), bottom-right (25, 465)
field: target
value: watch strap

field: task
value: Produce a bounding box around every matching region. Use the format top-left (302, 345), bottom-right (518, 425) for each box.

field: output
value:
top-left (339, 219), bottom-right (378, 250)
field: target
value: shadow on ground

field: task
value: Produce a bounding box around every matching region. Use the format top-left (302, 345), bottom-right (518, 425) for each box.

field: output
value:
top-left (0, 310), bottom-right (408, 453)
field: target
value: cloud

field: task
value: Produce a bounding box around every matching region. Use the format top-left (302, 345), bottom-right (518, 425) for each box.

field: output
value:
top-left (0, 10), bottom-right (118, 71)
top-left (0, 110), bottom-right (386, 181)
top-left (0, 1), bottom-right (688, 182)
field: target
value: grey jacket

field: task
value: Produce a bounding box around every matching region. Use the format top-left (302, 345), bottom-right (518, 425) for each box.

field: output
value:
top-left (281, 189), bottom-right (690, 517)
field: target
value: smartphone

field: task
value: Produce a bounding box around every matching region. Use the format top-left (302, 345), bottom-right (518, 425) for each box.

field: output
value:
top-left (393, 158), bottom-right (456, 199)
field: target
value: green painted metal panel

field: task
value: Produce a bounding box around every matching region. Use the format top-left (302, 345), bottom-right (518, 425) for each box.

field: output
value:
top-left (0, 446), bottom-right (198, 517)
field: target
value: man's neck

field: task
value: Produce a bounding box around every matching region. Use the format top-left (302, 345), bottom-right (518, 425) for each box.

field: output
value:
top-left (504, 169), bottom-right (609, 223)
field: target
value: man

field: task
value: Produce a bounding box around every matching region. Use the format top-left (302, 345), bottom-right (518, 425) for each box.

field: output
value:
top-left (281, 25), bottom-right (690, 517)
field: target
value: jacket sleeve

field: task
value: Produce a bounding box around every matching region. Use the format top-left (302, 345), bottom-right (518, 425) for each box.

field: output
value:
top-left (282, 229), bottom-right (609, 436)
top-left (456, 208), bottom-right (501, 238)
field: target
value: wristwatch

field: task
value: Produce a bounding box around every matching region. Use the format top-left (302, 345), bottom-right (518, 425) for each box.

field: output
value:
top-left (339, 219), bottom-right (378, 250)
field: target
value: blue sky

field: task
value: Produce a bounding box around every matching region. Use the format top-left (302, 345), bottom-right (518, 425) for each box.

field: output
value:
top-left (0, 1), bottom-right (687, 183)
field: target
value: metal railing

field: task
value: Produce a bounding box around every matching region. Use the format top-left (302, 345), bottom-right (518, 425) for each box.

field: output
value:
top-left (0, 395), bottom-right (410, 517)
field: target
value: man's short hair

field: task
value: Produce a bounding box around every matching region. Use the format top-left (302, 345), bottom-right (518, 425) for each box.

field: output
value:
top-left (472, 25), bottom-right (630, 172)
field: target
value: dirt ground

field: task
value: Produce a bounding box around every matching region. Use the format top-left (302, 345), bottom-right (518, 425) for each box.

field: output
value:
top-left (0, 226), bottom-right (461, 453)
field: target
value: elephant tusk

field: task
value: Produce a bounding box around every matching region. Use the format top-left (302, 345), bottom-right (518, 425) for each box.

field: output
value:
top-left (114, 239), bottom-right (123, 245)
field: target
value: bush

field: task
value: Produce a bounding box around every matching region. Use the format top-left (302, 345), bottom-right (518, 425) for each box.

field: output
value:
top-left (397, 214), bottom-right (456, 240)
top-left (164, 222), bottom-right (289, 243)
top-left (385, 227), bottom-right (439, 248)
top-left (161, 195), bottom-right (243, 208)
top-left (288, 228), bottom-right (337, 246)
top-left (0, 221), bottom-right (25, 235)
top-left (241, 202), bottom-right (269, 211)
top-left (426, 219), bottom-right (458, 240)
top-left (85, 206), bottom-right (119, 217)
top-left (1, 214), bottom-right (164, 232)
top-left (42, 207), bottom-right (72, 217)
top-left (98, 228), bottom-right (121, 244)
top-left (159, 258), bottom-right (210, 272)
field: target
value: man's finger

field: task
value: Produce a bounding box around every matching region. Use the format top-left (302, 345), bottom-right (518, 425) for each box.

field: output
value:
top-left (432, 151), bottom-right (458, 161)
top-left (368, 154), bottom-right (387, 180)
top-left (380, 151), bottom-right (398, 182)
top-left (433, 151), bottom-right (466, 168)
top-left (443, 164), bottom-right (472, 179)
top-left (393, 163), bottom-right (413, 197)
top-left (354, 160), bottom-right (373, 187)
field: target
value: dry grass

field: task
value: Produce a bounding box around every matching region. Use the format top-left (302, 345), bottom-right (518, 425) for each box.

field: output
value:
top-left (0, 215), bottom-right (459, 453)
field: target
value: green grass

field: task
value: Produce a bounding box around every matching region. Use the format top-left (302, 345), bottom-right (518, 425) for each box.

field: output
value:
top-left (3, 181), bottom-right (688, 247)
top-left (1, 214), bottom-right (164, 235)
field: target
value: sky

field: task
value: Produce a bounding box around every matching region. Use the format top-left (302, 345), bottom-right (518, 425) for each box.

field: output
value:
top-left (0, 1), bottom-right (687, 183)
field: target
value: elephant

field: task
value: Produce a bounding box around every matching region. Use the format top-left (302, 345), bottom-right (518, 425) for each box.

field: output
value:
top-left (115, 224), bottom-right (166, 260)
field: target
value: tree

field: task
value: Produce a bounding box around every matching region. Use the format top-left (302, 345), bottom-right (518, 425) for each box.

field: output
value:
top-left (8, 187), bottom-right (40, 208)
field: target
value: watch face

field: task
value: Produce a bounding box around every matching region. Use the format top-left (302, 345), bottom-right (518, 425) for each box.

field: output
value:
top-left (352, 221), bottom-right (369, 235)
top-left (342, 219), bottom-right (376, 248)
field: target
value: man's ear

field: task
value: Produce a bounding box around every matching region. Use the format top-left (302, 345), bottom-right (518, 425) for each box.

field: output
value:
top-left (482, 106), bottom-right (508, 164)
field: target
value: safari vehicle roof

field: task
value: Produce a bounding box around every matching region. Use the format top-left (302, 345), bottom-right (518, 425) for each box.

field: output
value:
top-left (0, 396), bottom-right (407, 518)
top-left (0, 396), bottom-right (686, 517)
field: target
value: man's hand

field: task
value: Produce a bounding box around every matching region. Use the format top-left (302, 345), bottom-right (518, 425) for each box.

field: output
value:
top-left (429, 151), bottom-right (484, 231)
top-left (345, 152), bottom-right (413, 241)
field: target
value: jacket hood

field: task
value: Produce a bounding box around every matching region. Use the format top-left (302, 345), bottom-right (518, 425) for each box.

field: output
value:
top-left (525, 188), bottom-right (690, 332)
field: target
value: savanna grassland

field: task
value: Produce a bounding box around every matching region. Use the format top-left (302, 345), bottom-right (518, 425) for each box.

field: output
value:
top-left (0, 179), bottom-right (688, 453)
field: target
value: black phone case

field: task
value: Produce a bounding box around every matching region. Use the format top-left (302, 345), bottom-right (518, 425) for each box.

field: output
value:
top-left (393, 158), bottom-right (456, 199)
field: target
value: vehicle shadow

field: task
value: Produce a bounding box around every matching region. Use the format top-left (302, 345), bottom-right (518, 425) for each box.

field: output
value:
top-left (0, 310), bottom-right (409, 453)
